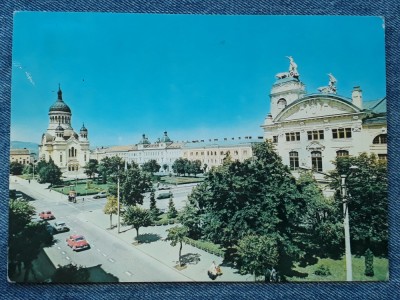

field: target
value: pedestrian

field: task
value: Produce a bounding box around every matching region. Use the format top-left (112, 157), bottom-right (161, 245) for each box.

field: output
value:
top-left (28, 179), bottom-right (30, 184)
top-left (208, 261), bottom-right (218, 280)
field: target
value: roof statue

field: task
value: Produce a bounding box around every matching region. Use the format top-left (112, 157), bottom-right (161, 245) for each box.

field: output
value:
top-left (318, 73), bottom-right (337, 94)
top-left (275, 56), bottom-right (300, 79)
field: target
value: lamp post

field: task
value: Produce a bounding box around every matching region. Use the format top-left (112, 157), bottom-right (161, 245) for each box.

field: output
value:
top-left (299, 165), bottom-right (358, 281)
top-left (117, 166), bottom-right (120, 234)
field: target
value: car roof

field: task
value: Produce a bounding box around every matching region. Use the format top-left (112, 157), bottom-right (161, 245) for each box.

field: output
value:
top-left (70, 234), bottom-right (85, 239)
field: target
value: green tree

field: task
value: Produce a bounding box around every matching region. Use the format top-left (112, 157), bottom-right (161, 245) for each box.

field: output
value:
top-left (162, 164), bottom-right (169, 173)
top-left (37, 158), bottom-right (62, 186)
top-left (167, 194), bottom-right (178, 219)
top-left (98, 156), bottom-right (126, 183)
top-left (103, 195), bottom-right (119, 229)
top-left (10, 161), bottom-right (24, 175)
top-left (8, 199), bottom-right (54, 281)
top-left (51, 264), bottom-right (90, 283)
top-left (297, 171), bottom-right (344, 258)
top-left (122, 205), bottom-right (152, 240)
top-left (172, 158), bottom-right (188, 176)
top-left (181, 141), bottom-right (305, 275)
top-left (237, 235), bottom-right (279, 280)
top-left (329, 153), bottom-right (388, 255)
top-left (149, 189), bottom-right (160, 220)
top-left (83, 159), bottom-right (98, 179)
top-left (120, 167), bottom-right (152, 206)
top-left (142, 159), bottom-right (161, 174)
top-left (166, 226), bottom-right (188, 267)
top-left (191, 160), bottom-right (202, 177)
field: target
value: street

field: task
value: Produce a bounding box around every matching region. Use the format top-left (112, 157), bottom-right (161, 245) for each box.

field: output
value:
top-left (9, 176), bottom-right (252, 282)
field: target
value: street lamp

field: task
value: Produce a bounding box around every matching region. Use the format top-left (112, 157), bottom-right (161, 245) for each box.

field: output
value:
top-left (299, 165), bottom-right (358, 281)
top-left (117, 165), bottom-right (121, 234)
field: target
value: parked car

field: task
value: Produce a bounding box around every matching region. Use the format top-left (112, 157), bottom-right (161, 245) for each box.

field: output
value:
top-left (93, 191), bottom-right (107, 199)
top-left (66, 234), bottom-right (90, 251)
top-left (158, 185), bottom-right (171, 190)
top-left (54, 221), bottom-right (69, 233)
top-left (39, 211), bottom-right (55, 220)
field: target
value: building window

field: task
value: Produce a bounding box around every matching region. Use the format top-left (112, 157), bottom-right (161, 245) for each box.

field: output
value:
top-left (307, 130), bottom-right (324, 140)
top-left (277, 98), bottom-right (287, 109)
top-left (289, 151), bottom-right (299, 170)
top-left (373, 134), bottom-right (387, 144)
top-left (60, 154), bottom-right (62, 162)
top-left (273, 136), bottom-right (278, 143)
top-left (286, 132), bottom-right (301, 141)
top-left (311, 151), bottom-right (323, 172)
top-left (332, 128), bottom-right (352, 139)
top-left (378, 154), bottom-right (387, 161)
top-left (336, 150), bottom-right (349, 157)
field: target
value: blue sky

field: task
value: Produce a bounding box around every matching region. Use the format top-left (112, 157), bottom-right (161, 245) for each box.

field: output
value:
top-left (11, 13), bottom-right (386, 147)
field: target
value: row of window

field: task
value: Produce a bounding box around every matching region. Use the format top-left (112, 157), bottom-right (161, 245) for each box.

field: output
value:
top-left (278, 132), bottom-right (387, 143)
top-left (289, 150), bottom-right (387, 172)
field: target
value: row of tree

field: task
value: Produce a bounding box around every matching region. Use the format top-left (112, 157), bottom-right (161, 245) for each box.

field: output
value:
top-left (172, 158), bottom-right (204, 177)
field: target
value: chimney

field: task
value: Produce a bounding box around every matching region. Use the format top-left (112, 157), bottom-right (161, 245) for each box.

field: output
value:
top-left (352, 86), bottom-right (363, 108)
top-left (224, 138), bottom-right (227, 141)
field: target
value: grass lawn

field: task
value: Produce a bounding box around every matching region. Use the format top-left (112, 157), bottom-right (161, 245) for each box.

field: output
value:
top-left (53, 181), bottom-right (110, 196)
top-left (290, 255), bottom-right (389, 282)
top-left (160, 176), bottom-right (204, 185)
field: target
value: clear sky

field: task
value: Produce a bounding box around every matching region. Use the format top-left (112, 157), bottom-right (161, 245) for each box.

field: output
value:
top-left (11, 13), bottom-right (386, 147)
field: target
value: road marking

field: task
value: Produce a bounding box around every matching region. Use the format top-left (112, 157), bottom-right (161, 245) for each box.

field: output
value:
top-left (108, 258), bottom-right (115, 263)
top-left (66, 256), bottom-right (70, 260)
top-left (102, 253), bottom-right (107, 257)
top-left (57, 247), bottom-right (61, 250)
top-left (97, 249), bottom-right (101, 252)
top-left (125, 271), bottom-right (132, 276)
top-left (61, 251), bottom-right (66, 255)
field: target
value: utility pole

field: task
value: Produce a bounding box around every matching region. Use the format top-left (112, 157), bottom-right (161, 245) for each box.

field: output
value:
top-left (341, 175), bottom-right (353, 281)
top-left (117, 165), bottom-right (120, 234)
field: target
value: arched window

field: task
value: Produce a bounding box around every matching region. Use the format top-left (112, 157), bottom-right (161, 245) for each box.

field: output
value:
top-left (289, 151), bottom-right (299, 170)
top-left (277, 98), bottom-right (287, 109)
top-left (373, 134), bottom-right (387, 144)
top-left (336, 150), bottom-right (349, 157)
top-left (311, 151), bottom-right (323, 172)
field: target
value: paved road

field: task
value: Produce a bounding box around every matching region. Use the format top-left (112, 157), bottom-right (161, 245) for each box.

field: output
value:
top-left (10, 176), bottom-right (253, 282)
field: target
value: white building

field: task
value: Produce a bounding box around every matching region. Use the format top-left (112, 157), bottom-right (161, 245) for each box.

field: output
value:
top-left (262, 57), bottom-right (387, 176)
top-left (39, 86), bottom-right (90, 174)
top-left (91, 132), bottom-right (185, 173)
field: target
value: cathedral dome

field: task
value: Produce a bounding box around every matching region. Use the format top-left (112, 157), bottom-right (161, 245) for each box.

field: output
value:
top-left (80, 123), bottom-right (88, 132)
top-left (49, 86), bottom-right (71, 113)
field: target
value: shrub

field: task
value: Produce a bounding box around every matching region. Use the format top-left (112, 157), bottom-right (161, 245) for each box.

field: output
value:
top-left (364, 248), bottom-right (374, 277)
top-left (314, 264), bottom-right (331, 276)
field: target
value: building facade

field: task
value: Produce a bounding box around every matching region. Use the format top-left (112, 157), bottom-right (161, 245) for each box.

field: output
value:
top-left (10, 149), bottom-right (34, 165)
top-left (182, 137), bottom-right (263, 170)
top-left (39, 86), bottom-right (90, 174)
top-left (262, 57), bottom-right (387, 176)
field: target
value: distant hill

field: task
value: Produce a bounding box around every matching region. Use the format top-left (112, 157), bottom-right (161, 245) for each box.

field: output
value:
top-left (10, 141), bottom-right (39, 158)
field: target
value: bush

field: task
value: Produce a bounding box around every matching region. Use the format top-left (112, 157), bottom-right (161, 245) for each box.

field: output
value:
top-left (365, 248), bottom-right (374, 277)
top-left (314, 264), bottom-right (332, 276)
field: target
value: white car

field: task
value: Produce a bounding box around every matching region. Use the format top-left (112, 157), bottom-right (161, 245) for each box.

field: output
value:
top-left (93, 191), bottom-right (107, 199)
top-left (54, 221), bottom-right (69, 233)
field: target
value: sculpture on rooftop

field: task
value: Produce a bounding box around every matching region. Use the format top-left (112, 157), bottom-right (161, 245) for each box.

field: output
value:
top-left (318, 73), bottom-right (337, 94)
top-left (275, 56), bottom-right (300, 79)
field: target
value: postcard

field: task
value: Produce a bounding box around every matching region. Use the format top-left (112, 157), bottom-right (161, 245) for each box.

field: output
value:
top-left (9, 12), bottom-right (388, 283)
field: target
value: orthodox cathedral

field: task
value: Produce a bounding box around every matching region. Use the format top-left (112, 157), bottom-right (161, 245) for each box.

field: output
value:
top-left (262, 57), bottom-right (387, 176)
top-left (38, 86), bottom-right (90, 174)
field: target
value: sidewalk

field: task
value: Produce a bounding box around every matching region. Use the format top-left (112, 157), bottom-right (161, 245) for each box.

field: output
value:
top-left (10, 175), bottom-right (253, 282)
